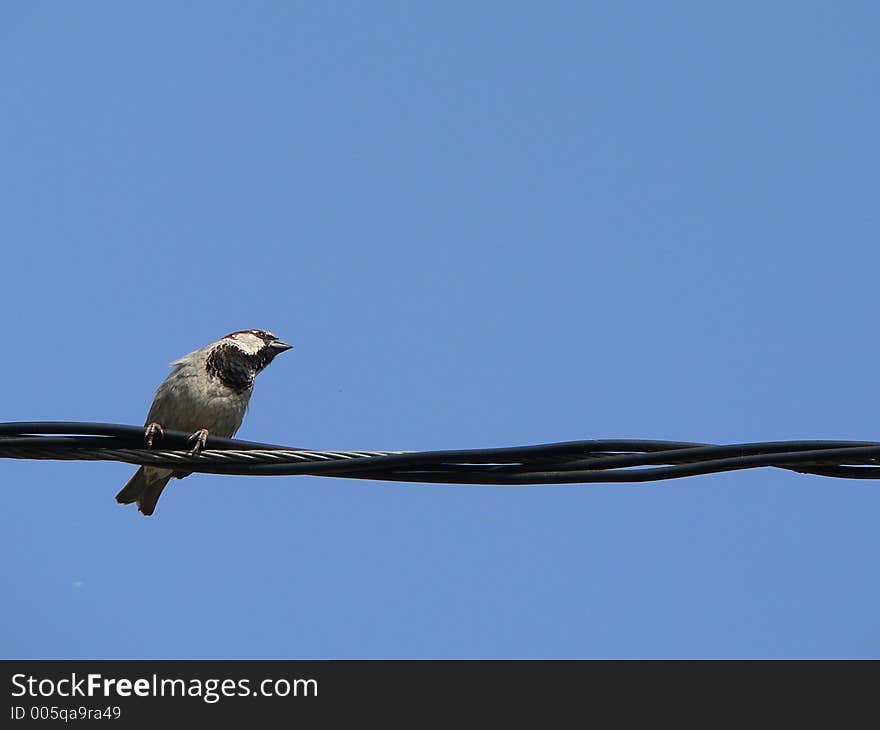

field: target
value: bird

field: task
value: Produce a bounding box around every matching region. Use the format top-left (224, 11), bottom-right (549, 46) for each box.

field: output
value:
top-left (115, 329), bottom-right (293, 516)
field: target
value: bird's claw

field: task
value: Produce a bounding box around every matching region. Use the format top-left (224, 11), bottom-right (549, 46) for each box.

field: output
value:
top-left (188, 428), bottom-right (210, 456)
top-left (144, 422), bottom-right (164, 449)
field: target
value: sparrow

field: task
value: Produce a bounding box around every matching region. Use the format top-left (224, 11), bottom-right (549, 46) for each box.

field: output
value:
top-left (115, 329), bottom-right (293, 516)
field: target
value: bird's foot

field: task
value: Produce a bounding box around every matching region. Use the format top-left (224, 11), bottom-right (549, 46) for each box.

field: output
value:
top-left (187, 428), bottom-right (210, 456)
top-left (144, 422), bottom-right (164, 449)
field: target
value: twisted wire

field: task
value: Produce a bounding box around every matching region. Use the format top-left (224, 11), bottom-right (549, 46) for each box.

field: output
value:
top-left (2, 422), bottom-right (880, 484)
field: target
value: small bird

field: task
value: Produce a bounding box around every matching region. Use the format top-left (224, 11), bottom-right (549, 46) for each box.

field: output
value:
top-left (116, 329), bottom-right (293, 516)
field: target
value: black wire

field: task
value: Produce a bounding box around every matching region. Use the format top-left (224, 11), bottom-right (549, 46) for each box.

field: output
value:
top-left (2, 422), bottom-right (880, 484)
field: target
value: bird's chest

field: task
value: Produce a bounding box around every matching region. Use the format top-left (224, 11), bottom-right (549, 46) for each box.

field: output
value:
top-left (154, 370), bottom-right (251, 437)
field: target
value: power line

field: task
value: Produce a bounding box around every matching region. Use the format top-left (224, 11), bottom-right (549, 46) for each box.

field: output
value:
top-left (2, 421), bottom-right (879, 484)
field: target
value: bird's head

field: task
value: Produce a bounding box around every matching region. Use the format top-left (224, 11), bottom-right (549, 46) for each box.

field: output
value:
top-left (206, 329), bottom-right (294, 391)
top-left (222, 329), bottom-right (293, 359)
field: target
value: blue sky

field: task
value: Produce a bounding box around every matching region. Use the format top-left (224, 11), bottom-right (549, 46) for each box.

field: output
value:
top-left (1, 1), bottom-right (878, 659)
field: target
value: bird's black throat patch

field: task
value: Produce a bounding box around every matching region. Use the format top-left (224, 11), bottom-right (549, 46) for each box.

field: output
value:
top-left (205, 343), bottom-right (277, 393)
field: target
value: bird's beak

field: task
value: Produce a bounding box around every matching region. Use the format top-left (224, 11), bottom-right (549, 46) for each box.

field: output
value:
top-left (269, 339), bottom-right (294, 353)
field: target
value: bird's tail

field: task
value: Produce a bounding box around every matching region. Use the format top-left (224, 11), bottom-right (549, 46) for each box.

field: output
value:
top-left (115, 467), bottom-right (173, 517)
